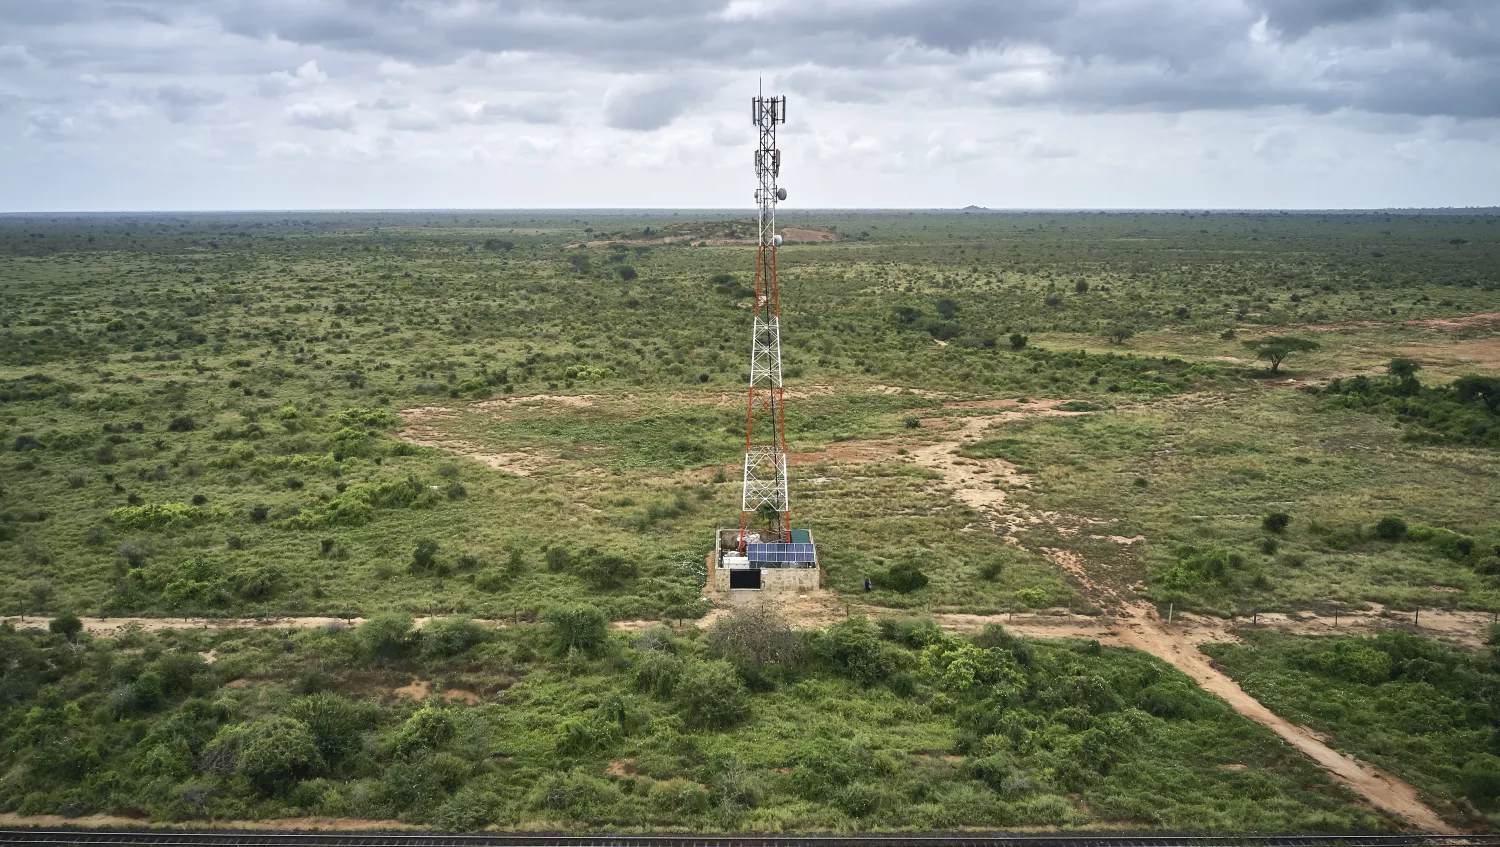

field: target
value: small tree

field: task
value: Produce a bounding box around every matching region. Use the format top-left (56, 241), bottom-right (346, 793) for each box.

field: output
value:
top-left (1454, 375), bottom-right (1500, 415)
top-left (1107, 325), bottom-right (1134, 345)
top-left (1374, 516), bottom-right (1408, 540)
top-left (1008, 332), bottom-right (1028, 350)
top-left (1262, 512), bottom-right (1291, 534)
top-left (1242, 336), bottom-right (1320, 374)
top-left (410, 538), bottom-right (440, 573)
top-left (709, 604), bottom-right (802, 677)
top-left (357, 614), bottom-right (413, 666)
top-left (547, 603), bottom-right (608, 654)
top-left (676, 659), bottom-right (750, 728)
top-left (49, 612), bottom-right (83, 641)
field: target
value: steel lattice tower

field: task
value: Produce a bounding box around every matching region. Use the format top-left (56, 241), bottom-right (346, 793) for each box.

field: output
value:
top-left (739, 90), bottom-right (790, 546)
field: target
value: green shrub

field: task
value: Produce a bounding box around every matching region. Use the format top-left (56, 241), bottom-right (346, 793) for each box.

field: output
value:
top-left (357, 614), bottom-right (413, 666)
top-left (547, 603), bottom-right (608, 654)
top-left (816, 617), bottom-right (893, 686)
top-left (1014, 587), bottom-right (1048, 608)
top-left (676, 659), bottom-right (750, 729)
top-left (394, 705), bottom-right (455, 759)
top-left (288, 693), bottom-right (374, 768)
top-left (873, 561), bottom-right (929, 593)
top-left (48, 613), bottom-right (82, 640)
top-left (1262, 512), bottom-right (1291, 533)
top-left (635, 650), bottom-right (683, 698)
top-left (431, 784), bottom-right (502, 830)
top-left (110, 502), bottom-right (223, 530)
top-left (1306, 640), bottom-right (1394, 685)
top-left (419, 617), bottom-right (486, 659)
top-left (235, 716), bottom-right (323, 794)
top-left (336, 407), bottom-right (398, 429)
top-left (410, 538), bottom-right (440, 573)
top-left (573, 549), bottom-right (638, 589)
top-left (1374, 516), bottom-right (1408, 540)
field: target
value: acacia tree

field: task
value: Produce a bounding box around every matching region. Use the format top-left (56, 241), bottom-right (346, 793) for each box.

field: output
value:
top-left (1242, 335), bottom-right (1320, 373)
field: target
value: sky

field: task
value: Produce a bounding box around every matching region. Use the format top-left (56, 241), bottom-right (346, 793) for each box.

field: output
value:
top-left (1, 0), bottom-right (1498, 212)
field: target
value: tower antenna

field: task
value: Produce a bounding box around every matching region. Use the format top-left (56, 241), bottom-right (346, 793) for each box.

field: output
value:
top-left (740, 89), bottom-right (790, 546)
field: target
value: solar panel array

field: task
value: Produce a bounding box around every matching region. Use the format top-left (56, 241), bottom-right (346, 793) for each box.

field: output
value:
top-left (746, 543), bottom-right (817, 563)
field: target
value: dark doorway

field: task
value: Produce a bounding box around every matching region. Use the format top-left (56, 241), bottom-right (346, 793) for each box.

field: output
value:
top-left (729, 569), bottom-right (762, 589)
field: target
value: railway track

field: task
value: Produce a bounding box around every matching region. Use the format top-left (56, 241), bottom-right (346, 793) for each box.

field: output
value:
top-left (0, 831), bottom-right (1495, 847)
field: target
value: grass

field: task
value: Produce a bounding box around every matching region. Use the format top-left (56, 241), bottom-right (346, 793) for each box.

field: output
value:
top-left (2, 208), bottom-right (1499, 829)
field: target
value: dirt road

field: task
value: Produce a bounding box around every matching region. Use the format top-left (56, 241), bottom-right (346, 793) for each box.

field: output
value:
top-left (892, 401), bottom-right (1458, 832)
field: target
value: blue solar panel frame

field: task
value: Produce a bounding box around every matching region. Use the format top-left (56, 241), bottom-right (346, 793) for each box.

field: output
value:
top-left (745, 543), bottom-right (817, 564)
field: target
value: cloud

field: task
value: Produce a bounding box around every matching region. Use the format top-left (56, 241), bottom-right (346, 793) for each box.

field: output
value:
top-left (257, 60), bottom-right (328, 97)
top-left (603, 77), bottom-right (708, 131)
top-left (458, 100), bottom-right (565, 125)
top-left (0, 43), bottom-right (35, 68)
top-left (132, 84), bottom-right (227, 123)
top-left (287, 100), bottom-right (355, 130)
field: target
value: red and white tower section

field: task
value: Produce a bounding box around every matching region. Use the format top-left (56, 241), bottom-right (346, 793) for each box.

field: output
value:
top-left (710, 89), bottom-right (819, 594)
top-left (741, 92), bottom-right (791, 546)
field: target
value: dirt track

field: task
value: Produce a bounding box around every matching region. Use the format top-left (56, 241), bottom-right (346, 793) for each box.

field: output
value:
top-left (878, 400), bottom-right (1458, 832)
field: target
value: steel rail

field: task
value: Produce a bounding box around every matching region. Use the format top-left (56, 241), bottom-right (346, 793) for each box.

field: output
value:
top-left (0, 831), bottom-right (1495, 847)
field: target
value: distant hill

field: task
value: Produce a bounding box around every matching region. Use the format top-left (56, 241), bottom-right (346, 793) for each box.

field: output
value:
top-left (960, 205), bottom-right (997, 213)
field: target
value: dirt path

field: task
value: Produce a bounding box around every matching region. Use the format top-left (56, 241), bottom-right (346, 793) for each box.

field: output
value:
top-left (887, 405), bottom-right (1458, 832)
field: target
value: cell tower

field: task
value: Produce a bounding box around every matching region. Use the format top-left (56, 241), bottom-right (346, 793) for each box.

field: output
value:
top-left (739, 89), bottom-right (791, 547)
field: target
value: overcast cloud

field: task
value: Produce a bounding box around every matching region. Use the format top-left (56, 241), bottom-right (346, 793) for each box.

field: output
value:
top-left (0, 0), bottom-right (1496, 210)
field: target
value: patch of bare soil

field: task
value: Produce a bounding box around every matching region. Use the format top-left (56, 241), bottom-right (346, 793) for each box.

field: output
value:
top-left (1399, 337), bottom-right (1500, 370)
top-left (392, 680), bottom-right (431, 701)
top-left (395, 394), bottom-right (596, 474)
top-left (1404, 311), bottom-right (1500, 331)
top-left (442, 689), bottom-right (480, 705)
top-left (605, 758), bottom-right (637, 777)
top-left (867, 384), bottom-right (948, 398)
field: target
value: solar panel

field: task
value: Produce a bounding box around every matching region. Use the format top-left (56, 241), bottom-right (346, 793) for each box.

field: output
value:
top-left (745, 543), bottom-right (817, 563)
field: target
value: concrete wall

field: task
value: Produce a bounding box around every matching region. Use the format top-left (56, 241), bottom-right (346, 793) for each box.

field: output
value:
top-left (709, 565), bottom-right (820, 594)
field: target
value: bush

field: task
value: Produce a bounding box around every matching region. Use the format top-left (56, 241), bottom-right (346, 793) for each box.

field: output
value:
top-left (709, 604), bottom-right (801, 680)
top-left (1307, 640), bottom-right (1393, 685)
top-left (48, 613), bottom-right (82, 641)
top-left (573, 549), bottom-right (638, 589)
top-left (288, 693), bottom-right (375, 768)
top-left (676, 659), bottom-right (750, 729)
top-left (873, 561), bottom-right (929, 593)
top-left (1009, 333), bottom-right (1028, 350)
top-left (816, 617), bottom-right (893, 686)
top-left (1374, 515), bottom-right (1408, 540)
top-left (410, 538), bottom-right (440, 572)
top-left (1014, 587), bottom-right (1048, 608)
top-left (419, 617), bottom-right (487, 659)
top-left (547, 604), bottom-right (608, 654)
top-left (236, 717), bottom-right (323, 794)
top-left (616, 265), bottom-right (638, 281)
top-left (1262, 512), bottom-right (1291, 533)
top-left (394, 705), bottom-right (455, 759)
top-left (357, 614), bottom-right (413, 666)
top-left (1460, 754), bottom-right (1500, 802)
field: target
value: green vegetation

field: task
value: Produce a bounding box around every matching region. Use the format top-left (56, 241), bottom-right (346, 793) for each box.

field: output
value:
top-left (1204, 629), bottom-right (1500, 828)
top-left (2, 208), bottom-right (1499, 830)
top-left (0, 614), bottom-right (1384, 831)
top-left (1320, 361), bottom-right (1500, 447)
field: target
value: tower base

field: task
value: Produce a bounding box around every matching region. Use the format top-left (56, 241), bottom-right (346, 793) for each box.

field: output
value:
top-left (706, 527), bottom-right (821, 594)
